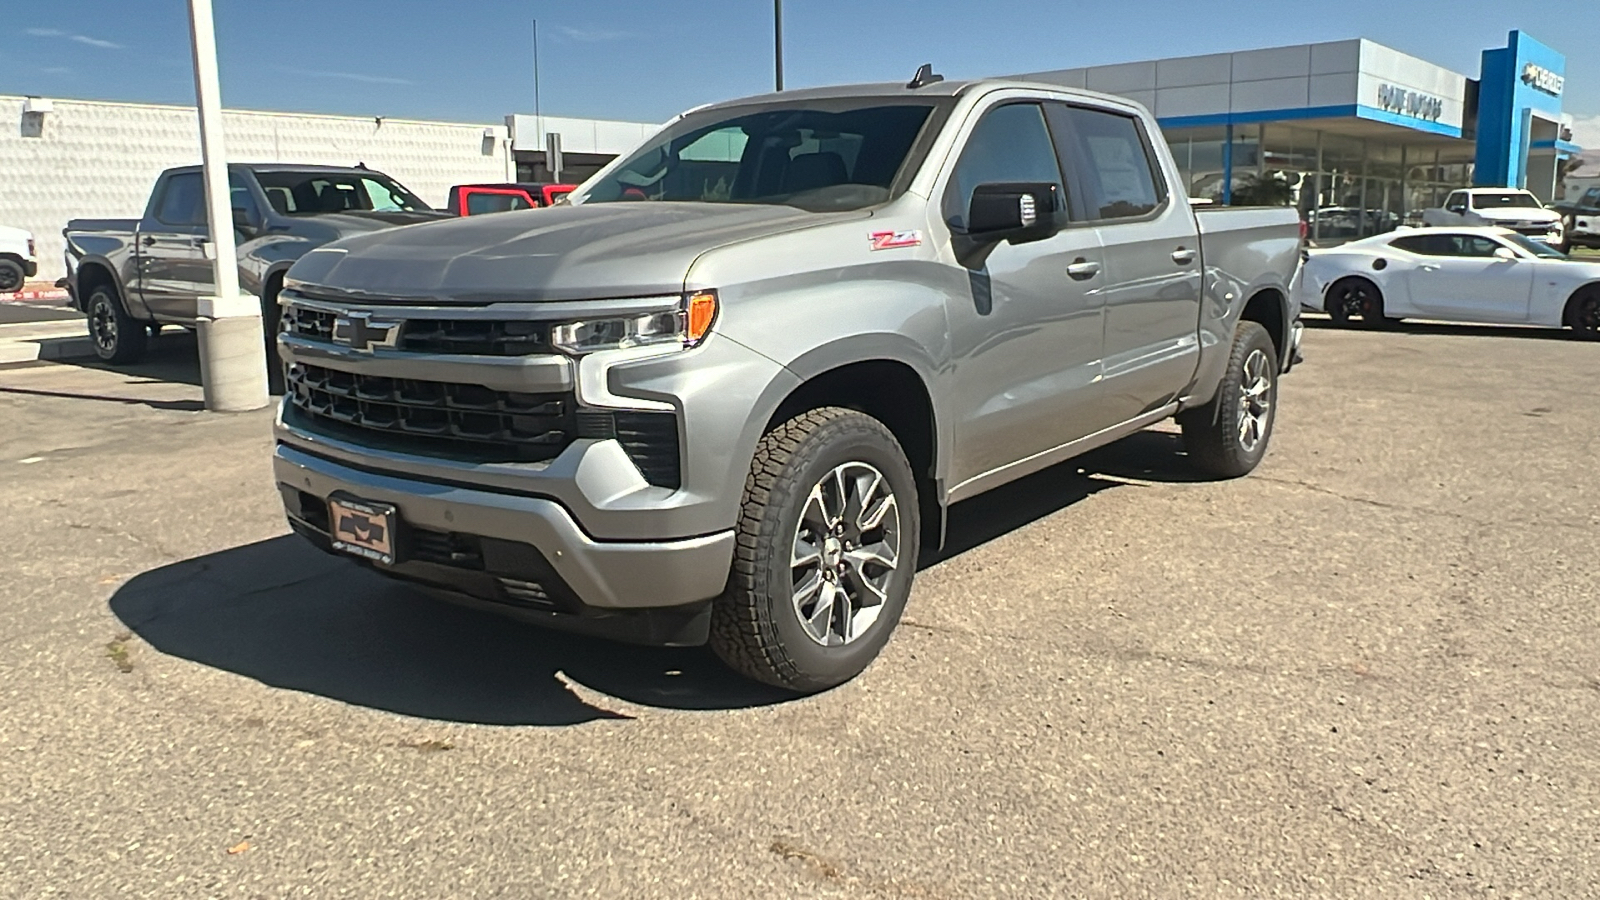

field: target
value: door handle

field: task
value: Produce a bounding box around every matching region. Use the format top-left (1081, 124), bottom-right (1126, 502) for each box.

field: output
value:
top-left (141, 236), bottom-right (157, 247)
top-left (1171, 247), bottom-right (1196, 265)
top-left (1420, 263), bottom-right (1441, 271)
top-left (1066, 258), bottom-right (1101, 280)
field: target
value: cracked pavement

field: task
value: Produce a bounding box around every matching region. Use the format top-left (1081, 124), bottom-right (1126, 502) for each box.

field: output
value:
top-left (1, 322), bottom-right (1598, 898)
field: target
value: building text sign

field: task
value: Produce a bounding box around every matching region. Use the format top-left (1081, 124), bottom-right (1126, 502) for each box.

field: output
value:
top-left (1376, 84), bottom-right (1444, 122)
top-left (1521, 63), bottom-right (1564, 97)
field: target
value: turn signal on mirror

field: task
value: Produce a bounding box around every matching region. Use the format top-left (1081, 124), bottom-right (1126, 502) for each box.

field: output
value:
top-left (685, 291), bottom-right (718, 347)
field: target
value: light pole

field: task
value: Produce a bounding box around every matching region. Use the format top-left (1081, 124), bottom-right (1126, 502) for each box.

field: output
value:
top-left (187, 0), bottom-right (268, 411)
top-left (774, 0), bottom-right (784, 91)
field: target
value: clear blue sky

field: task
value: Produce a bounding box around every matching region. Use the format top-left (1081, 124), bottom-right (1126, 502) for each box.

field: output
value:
top-left (7, 0), bottom-right (1598, 132)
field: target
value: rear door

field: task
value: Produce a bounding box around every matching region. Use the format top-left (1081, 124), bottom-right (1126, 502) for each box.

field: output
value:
top-left (1403, 232), bottom-right (1534, 322)
top-left (1052, 103), bottom-right (1202, 425)
top-left (136, 172), bottom-right (208, 321)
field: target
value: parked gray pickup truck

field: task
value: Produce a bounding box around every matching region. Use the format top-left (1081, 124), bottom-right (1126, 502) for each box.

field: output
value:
top-left (273, 74), bottom-right (1303, 691)
top-left (63, 163), bottom-right (443, 368)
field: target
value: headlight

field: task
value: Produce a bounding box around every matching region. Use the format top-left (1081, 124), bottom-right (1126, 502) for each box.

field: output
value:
top-left (550, 290), bottom-right (719, 355)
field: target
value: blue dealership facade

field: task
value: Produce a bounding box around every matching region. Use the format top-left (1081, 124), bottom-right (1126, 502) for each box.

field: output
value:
top-left (1023, 30), bottom-right (1582, 240)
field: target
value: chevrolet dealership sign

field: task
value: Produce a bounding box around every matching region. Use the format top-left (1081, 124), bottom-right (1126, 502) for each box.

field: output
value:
top-left (1521, 63), bottom-right (1564, 97)
top-left (1376, 83), bottom-right (1444, 122)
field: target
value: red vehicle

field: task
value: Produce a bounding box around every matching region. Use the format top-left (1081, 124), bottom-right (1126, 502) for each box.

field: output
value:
top-left (445, 182), bottom-right (576, 216)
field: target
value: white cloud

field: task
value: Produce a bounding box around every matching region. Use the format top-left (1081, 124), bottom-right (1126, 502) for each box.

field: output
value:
top-left (26, 27), bottom-right (122, 49)
top-left (279, 67), bottom-right (413, 86)
top-left (553, 25), bottom-right (631, 42)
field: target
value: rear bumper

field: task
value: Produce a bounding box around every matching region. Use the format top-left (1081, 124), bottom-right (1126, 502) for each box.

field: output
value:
top-left (1284, 320), bottom-right (1304, 373)
top-left (23, 260), bottom-right (37, 278)
top-left (274, 443), bottom-right (736, 644)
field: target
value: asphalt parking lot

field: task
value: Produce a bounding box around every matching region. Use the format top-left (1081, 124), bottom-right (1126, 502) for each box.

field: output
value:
top-left (1, 322), bottom-right (1598, 898)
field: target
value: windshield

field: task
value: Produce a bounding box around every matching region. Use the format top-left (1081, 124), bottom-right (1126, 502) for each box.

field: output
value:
top-left (1471, 192), bottom-right (1542, 210)
top-left (579, 99), bottom-right (947, 212)
top-left (1503, 233), bottom-right (1568, 259)
top-left (254, 170), bottom-right (431, 215)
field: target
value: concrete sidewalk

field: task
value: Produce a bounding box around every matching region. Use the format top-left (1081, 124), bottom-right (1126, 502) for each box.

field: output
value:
top-left (0, 317), bottom-right (93, 365)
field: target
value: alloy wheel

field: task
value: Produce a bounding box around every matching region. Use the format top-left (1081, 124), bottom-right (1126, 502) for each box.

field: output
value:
top-left (790, 461), bottom-right (901, 646)
top-left (1237, 348), bottom-right (1273, 453)
top-left (89, 299), bottom-right (118, 354)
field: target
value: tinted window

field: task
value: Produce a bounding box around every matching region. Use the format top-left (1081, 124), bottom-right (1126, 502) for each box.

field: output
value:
top-left (1058, 107), bottom-right (1165, 220)
top-left (1471, 192), bottom-right (1542, 209)
top-left (252, 171), bottom-right (430, 214)
top-left (156, 173), bottom-right (206, 226)
top-left (583, 100), bottom-right (942, 212)
top-left (1390, 234), bottom-right (1443, 255)
top-left (1444, 193), bottom-right (1467, 212)
top-left (465, 192), bottom-right (533, 215)
top-left (945, 102), bottom-right (1065, 230)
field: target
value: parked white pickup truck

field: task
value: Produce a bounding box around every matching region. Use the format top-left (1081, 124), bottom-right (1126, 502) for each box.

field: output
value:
top-left (1422, 188), bottom-right (1564, 246)
top-left (0, 225), bottom-right (38, 293)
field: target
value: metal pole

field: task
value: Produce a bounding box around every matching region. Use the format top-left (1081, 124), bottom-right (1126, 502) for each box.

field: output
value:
top-left (532, 20), bottom-right (541, 123)
top-left (774, 0), bottom-right (784, 91)
top-left (187, 0), bottom-right (267, 412)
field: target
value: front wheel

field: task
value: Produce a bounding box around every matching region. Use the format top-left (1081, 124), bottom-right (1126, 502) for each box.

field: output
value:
top-left (1179, 321), bottom-right (1279, 479)
top-left (709, 407), bottom-right (920, 693)
top-left (1566, 287), bottom-right (1600, 341)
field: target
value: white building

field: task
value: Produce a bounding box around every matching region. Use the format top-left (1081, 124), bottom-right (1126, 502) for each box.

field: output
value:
top-left (1, 95), bottom-right (655, 280)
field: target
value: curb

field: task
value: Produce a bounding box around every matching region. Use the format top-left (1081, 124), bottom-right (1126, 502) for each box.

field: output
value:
top-left (0, 321), bottom-right (95, 365)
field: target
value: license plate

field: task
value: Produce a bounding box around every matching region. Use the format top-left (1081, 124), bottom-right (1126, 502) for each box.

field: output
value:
top-left (328, 495), bottom-right (397, 565)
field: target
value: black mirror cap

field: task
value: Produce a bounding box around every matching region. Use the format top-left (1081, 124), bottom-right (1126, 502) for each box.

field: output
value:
top-left (966, 182), bottom-right (1060, 240)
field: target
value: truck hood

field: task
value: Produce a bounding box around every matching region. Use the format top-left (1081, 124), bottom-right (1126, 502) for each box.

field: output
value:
top-left (1471, 208), bottom-right (1563, 225)
top-left (311, 210), bottom-right (452, 236)
top-left (288, 202), bottom-right (860, 303)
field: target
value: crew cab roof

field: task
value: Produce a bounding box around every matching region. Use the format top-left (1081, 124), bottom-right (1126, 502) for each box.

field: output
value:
top-left (685, 78), bottom-right (1142, 116)
top-left (163, 163), bottom-right (390, 175)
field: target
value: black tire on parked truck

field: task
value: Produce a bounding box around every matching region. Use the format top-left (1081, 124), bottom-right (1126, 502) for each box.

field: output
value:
top-left (1178, 321), bottom-right (1279, 479)
top-left (709, 407), bottom-right (921, 693)
top-left (86, 284), bottom-right (148, 364)
top-left (0, 258), bottom-right (24, 293)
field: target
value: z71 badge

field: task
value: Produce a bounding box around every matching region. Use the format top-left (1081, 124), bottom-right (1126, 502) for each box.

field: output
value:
top-left (869, 230), bottom-right (923, 251)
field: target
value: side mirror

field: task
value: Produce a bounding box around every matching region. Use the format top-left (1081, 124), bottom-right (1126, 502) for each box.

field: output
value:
top-left (1492, 246), bottom-right (1517, 261)
top-left (965, 182), bottom-right (1060, 242)
top-left (232, 206), bottom-right (258, 236)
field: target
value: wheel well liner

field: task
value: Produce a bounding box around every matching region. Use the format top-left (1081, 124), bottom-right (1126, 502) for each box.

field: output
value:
top-left (75, 261), bottom-right (126, 309)
top-left (766, 359), bottom-right (940, 544)
top-left (1239, 288), bottom-right (1287, 363)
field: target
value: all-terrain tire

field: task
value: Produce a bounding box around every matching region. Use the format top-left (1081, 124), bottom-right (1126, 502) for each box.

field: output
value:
top-left (86, 284), bottom-right (148, 364)
top-left (1179, 321), bottom-right (1279, 479)
top-left (709, 407), bottom-right (920, 693)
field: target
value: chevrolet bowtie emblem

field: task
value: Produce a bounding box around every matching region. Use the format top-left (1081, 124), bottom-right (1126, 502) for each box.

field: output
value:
top-left (331, 312), bottom-right (401, 352)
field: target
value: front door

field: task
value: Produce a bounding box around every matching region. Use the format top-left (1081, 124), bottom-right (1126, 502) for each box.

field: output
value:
top-left (1050, 103), bottom-right (1202, 424)
top-left (941, 100), bottom-right (1109, 489)
top-left (137, 171), bottom-right (207, 321)
top-left (1404, 232), bottom-right (1534, 322)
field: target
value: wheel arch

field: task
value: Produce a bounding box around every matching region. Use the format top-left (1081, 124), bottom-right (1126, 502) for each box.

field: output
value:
top-left (1239, 287), bottom-right (1289, 367)
top-left (764, 355), bottom-right (945, 550)
top-left (74, 258), bottom-right (147, 320)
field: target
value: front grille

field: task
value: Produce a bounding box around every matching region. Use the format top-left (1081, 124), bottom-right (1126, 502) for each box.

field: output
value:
top-left (282, 305), bottom-right (335, 341)
top-left (410, 529), bottom-right (484, 569)
top-left (287, 363), bottom-right (574, 462)
top-left (576, 410), bottom-right (681, 489)
top-left (280, 304), bottom-right (549, 357)
top-left (1512, 225), bottom-right (1553, 236)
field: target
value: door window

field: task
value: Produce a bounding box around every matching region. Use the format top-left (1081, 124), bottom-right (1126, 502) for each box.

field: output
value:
top-left (1055, 106), bottom-right (1166, 221)
top-left (155, 173), bottom-right (206, 226)
top-left (465, 191), bottom-right (534, 215)
top-left (1444, 192), bottom-right (1467, 213)
top-left (944, 102), bottom-right (1066, 230)
top-left (1391, 233), bottom-right (1505, 257)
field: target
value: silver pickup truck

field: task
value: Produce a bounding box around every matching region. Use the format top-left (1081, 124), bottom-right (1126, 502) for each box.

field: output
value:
top-left (273, 73), bottom-right (1303, 691)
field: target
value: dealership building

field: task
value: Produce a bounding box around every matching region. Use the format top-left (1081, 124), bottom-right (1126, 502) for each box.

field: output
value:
top-left (1020, 30), bottom-right (1583, 241)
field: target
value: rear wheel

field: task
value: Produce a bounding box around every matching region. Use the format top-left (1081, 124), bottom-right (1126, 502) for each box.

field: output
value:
top-left (709, 407), bottom-right (920, 693)
top-left (86, 285), bottom-right (148, 364)
top-left (1179, 321), bottom-right (1279, 479)
top-left (1325, 277), bottom-right (1388, 328)
top-left (0, 259), bottom-right (24, 293)
top-left (1566, 287), bottom-right (1600, 341)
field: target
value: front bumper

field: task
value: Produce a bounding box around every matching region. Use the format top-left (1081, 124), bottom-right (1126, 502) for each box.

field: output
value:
top-left (275, 443), bottom-right (736, 644)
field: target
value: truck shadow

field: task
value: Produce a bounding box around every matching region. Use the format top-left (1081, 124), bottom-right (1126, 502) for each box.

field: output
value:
top-left (108, 427), bottom-right (1200, 726)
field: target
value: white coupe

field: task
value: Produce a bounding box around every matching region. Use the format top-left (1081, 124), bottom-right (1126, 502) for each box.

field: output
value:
top-left (1297, 226), bottom-right (1600, 340)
